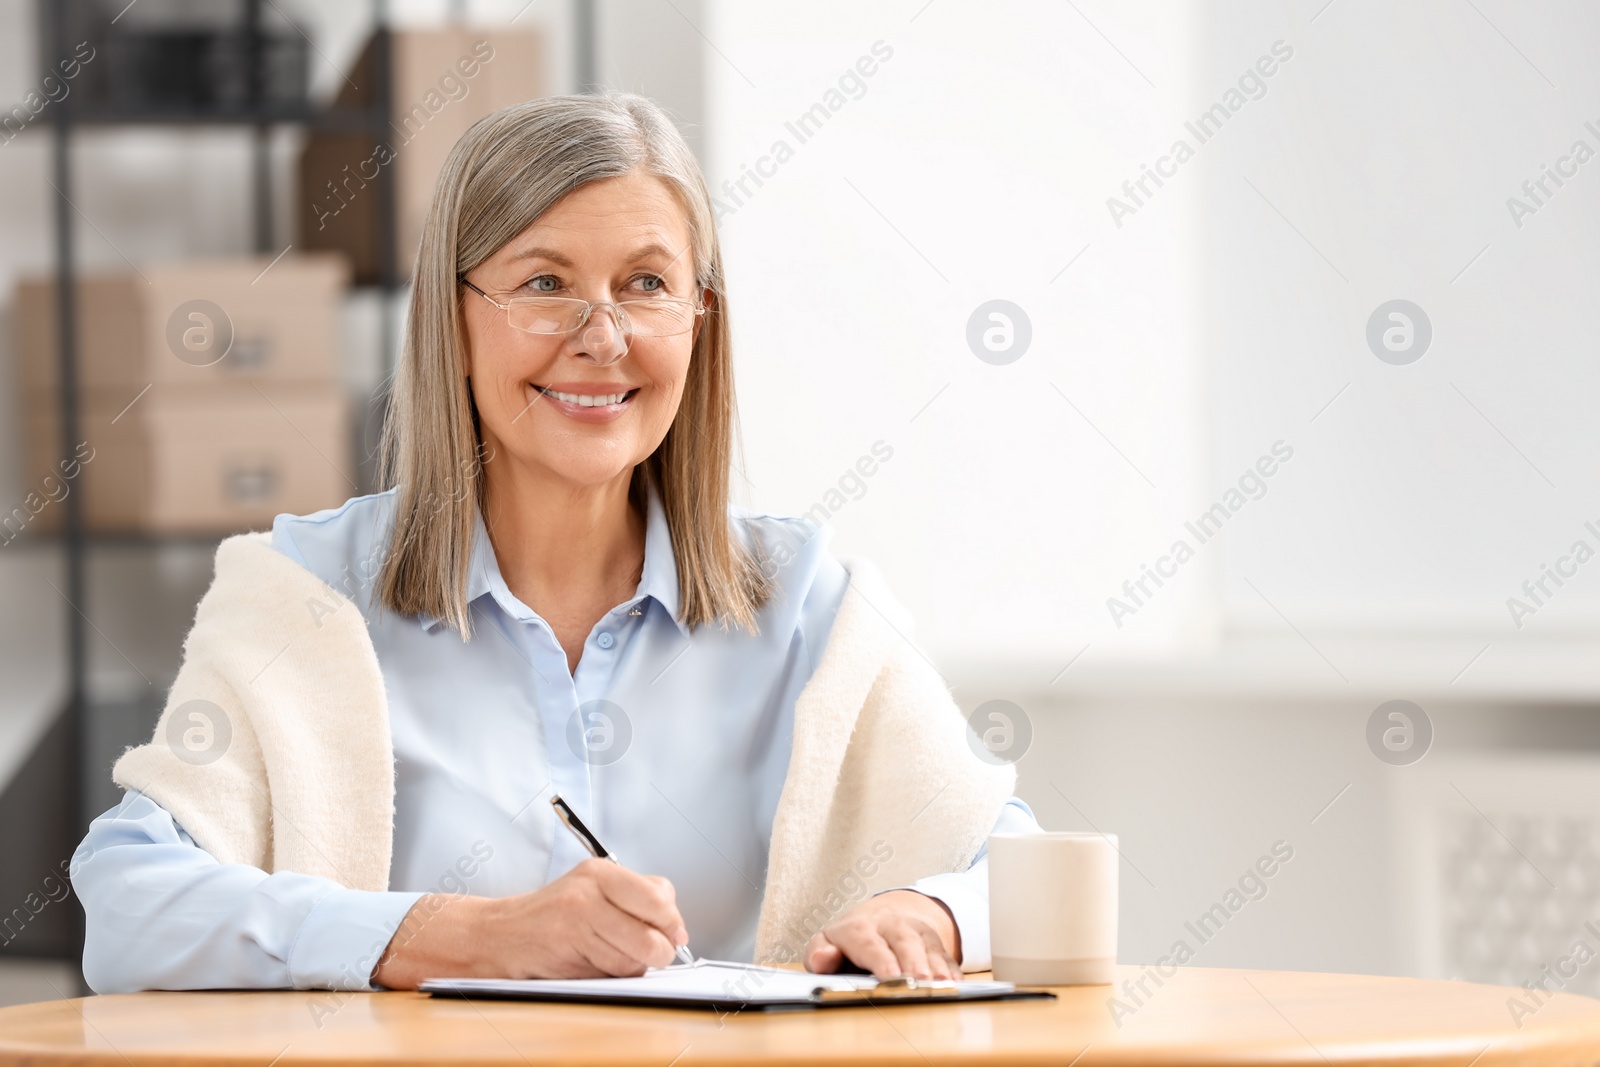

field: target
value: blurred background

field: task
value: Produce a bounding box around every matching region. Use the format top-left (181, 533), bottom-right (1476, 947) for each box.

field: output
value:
top-left (1, 0), bottom-right (1598, 1010)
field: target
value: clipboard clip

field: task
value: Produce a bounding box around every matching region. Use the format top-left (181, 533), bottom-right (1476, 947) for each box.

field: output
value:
top-left (811, 974), bottom-right (965, 1003)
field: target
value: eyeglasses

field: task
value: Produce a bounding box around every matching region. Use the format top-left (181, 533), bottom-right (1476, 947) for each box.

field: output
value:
top-left (461, 278), bottom-right (706, 338)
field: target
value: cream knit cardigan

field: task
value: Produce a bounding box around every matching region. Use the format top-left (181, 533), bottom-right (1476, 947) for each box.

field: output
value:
top-left (112, 532), bottom-right (1015, 965)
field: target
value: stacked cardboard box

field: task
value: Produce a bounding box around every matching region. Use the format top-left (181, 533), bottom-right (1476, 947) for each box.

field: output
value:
top-left (298, 28), bottom-right (545, 284)
top-left (15, 253), bottom-right (353, 535)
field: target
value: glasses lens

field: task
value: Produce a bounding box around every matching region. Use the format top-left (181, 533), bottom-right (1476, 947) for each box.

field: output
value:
top-left (502, 297), bottom-right (697, 337)
top-left (506, 298), bottom-right (587, 334)
top-left (618, 299), bottom-right (697, 337)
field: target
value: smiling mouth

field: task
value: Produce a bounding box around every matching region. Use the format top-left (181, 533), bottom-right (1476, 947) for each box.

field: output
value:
top-left (534, 386), bottom-right (640, 407)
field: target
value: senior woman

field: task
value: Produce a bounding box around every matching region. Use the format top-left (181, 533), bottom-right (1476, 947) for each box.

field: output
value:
top-left (73, 93), bottom-right (1042, 993)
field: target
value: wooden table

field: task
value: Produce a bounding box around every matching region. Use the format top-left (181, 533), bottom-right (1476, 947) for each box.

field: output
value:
top-left (0, 966), bottom-right (1597, 1065)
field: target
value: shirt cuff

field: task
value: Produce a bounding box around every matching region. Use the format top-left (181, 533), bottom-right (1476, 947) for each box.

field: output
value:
top-left (881, 868), bottom-right (993, 973)
top-left (287, 888), bottom-right (427, 991)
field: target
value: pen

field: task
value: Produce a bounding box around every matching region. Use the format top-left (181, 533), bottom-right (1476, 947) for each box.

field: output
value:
top-left (550, 793), bottom-right (696, 967)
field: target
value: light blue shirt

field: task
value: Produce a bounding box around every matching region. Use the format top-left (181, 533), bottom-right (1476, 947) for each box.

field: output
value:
top-left (73, 480), bottom-right (1038, 992)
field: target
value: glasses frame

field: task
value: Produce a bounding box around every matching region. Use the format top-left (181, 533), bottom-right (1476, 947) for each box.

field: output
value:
top-left (459, 277), bottom-right (707, 338)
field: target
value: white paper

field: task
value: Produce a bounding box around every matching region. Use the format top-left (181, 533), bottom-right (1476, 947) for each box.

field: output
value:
top-left (420, 960), bottom-right (1015, 1005)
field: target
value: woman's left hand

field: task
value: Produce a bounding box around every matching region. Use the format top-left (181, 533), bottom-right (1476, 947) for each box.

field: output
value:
top-left (803, 890), bottom-right (962, 980)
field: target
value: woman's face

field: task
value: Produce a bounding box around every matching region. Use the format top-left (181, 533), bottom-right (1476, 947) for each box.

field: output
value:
top-left (461, 170), bottom-right (702, 494)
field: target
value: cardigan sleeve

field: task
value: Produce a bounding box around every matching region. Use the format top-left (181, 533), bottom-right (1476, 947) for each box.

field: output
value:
top-left (73, 790), bottom-right (423, 994)
top-left (109, 530), bottom-right (398, 893)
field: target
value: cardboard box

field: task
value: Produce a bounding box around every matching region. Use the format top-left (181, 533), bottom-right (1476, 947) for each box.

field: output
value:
top-left (298, 29), bottom-right (545, 284)
top-left (16, 254), bottom-right (349, 394)
top-left (21, 384), bottom-right (352, 535)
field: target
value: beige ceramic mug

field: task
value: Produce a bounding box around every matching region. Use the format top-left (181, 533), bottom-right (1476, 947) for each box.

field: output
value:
top-left (988, 831), bottom-right (1119, 984)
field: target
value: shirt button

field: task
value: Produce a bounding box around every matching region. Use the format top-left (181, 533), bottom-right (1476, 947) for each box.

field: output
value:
top-left (597, 631), bottom-right (615, 649)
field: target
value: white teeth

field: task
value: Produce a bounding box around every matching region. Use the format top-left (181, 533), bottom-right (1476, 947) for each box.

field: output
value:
top-left (540, 387), bottom-right (632, 407)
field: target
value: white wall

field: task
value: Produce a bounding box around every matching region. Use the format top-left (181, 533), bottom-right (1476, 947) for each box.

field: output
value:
top-left (1206, 0), bottom-right (1600, 641)
top-left (708, 0), bottom-right (1600, 679)
top-left (705, 1), bottom-right (1210, 672)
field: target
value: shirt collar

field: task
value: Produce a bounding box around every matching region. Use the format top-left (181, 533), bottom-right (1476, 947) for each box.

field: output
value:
top-left (419, 478), bottom-right (686, 637)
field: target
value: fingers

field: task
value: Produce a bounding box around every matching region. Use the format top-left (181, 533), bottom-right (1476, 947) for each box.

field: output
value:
top-left (811, 912), bottom-right (961, 981)
top-left (577, 916), bottom-right (653, 977)
top-left (822, 921), bottom-right (902, 979)
top-left (586, 860), bottom-right (688, 946)
top-left (584, 895), bottom-right (680, 974)
top-left (918, 924), bottom-right (960, 980)
top-left (493, 863), bottom-right (690, 980)
top-left (880, 919), bottom-right (934, 980)
top-left (804, 933), bottom-right (843, 973)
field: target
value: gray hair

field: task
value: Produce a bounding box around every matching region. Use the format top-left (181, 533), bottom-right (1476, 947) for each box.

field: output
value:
top-left (378, 93), bottom-right (773, 637)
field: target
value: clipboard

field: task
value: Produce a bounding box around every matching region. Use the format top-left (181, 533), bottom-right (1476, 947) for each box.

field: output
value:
top-left (420, 960), bottom-right (1056, 1012)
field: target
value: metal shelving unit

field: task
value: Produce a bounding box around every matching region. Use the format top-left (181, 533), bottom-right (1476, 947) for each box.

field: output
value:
top-left (7, 0), bottom-right (402, 972)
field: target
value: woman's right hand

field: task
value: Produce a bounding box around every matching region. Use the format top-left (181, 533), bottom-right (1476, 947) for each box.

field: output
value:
top-left (370, 858), bottom-right (688, 990)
